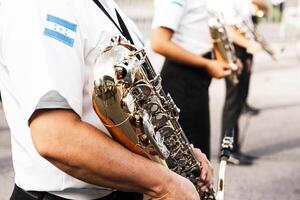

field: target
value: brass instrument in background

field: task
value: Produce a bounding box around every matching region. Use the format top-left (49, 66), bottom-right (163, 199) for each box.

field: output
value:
top-left (234, 20), bottom-right (277, 61)
top-left (208, 17), bottom-right (239, 86)
top-left (253, 4), bottom-right (265, 18)
top-left (92, 35), bottom-right (216, 200)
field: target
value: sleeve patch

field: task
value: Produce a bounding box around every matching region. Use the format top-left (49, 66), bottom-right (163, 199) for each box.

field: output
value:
top-left (43, 14), bottom-right (77, 47)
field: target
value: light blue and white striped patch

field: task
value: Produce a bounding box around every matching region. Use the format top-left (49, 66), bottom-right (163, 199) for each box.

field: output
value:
top-left (43, 14), bottom-right (77, 47)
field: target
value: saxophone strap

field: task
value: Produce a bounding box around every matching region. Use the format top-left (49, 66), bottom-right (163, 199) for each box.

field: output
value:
top-left (92, 0), bottom-right (135, 45)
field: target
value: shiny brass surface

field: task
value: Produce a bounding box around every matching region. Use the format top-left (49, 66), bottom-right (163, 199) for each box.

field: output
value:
top-left (208, 18), bottom-right (239, 86)
top-left (92, 44), bottom-right (145, 156)
top-left (92, 35), bottom-right (216, 200)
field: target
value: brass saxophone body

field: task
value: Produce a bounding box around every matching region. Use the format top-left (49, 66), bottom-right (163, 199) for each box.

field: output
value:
top-left (92, 35), bottom-right (215, 200)
top-left (208, 17), bottom-right (239, 85)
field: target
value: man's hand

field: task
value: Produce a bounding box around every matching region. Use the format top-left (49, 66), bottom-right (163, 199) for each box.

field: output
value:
top-left (193, 148), bottom-right (214, 192)
top-left (206, 60), bottom-right (232, 79)
top-left (153, 171), bottom-right (200, 200)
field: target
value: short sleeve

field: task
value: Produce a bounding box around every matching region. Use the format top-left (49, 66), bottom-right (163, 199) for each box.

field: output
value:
top-left (3, 1), bottom-right (85, 122)
top-left (36, 91), bottom-right (72, 110)
top-left (152, 0), bottom-right (186, 31)
top-left (222, 0), bottom-right (255, 25)
top-left (208, 0), bottom-right (239, 25)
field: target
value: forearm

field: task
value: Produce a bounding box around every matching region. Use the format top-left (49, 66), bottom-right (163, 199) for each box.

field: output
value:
top-left (227, 26), bottom-right (250, 49)
top-left (30, 109), bottom-right (172, 197)
top-left (151, 28), bottom-right (210, 69)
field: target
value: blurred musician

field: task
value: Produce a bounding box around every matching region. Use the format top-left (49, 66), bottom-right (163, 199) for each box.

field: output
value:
top-left (151, 0), bottom-right (233, 159)
top-left (208, 0), bottom-right (263, 165)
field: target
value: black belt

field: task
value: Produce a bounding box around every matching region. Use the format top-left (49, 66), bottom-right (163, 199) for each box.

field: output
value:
top-left (11, 185), bottom-right (142, 200)
top-left (11, 185), bottom-right (116, 200)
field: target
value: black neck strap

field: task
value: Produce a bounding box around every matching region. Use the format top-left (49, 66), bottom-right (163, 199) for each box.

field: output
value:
top-left (92, 0), bottom-right (134, 44)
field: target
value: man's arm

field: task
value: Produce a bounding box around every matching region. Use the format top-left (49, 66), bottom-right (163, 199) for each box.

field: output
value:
top-left (226, 26), bottom-right (262, 54)
top-left (226, 26), bottom-right (250, 49)
top-left (29, 109), bottom-right (205, 199)
top-left (151, 27), bottom-right (232, 79)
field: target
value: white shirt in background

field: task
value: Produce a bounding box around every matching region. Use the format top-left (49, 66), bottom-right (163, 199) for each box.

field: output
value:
top-left (0, 0), bottom-right (143, 199)
top-left (152, 0), bottom-right (212, 56)
top-left (207, 0), bottom-right (255, 26)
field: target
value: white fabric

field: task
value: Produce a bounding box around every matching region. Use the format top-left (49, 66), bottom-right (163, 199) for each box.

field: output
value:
top-left (271, 0), bottom-right (285, 5)
top-left (207, 0), bottom-right (255, 26)
top-left (0, 0), bottom-right (143, 199)
top-left (152, 0), bottom-right (212, 56)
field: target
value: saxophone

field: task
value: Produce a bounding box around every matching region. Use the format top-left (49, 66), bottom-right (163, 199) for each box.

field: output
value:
top-left (234, 19), bottom-right (277, 61)
top-left (208, 17), bottom-right (239, 86)
top-left (92, 35), bottom-right (216, 200)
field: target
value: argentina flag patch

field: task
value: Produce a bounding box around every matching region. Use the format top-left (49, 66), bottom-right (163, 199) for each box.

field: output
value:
top-left (43, 14), bottom-right (77, 47)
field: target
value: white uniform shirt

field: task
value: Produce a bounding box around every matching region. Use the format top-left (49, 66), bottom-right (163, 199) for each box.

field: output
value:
top-left (0, 0), bottom-right (143, 199)
top-left (152, 0), bottom-right (212, 56)
top-left (207, 0), bottom-right (255, 26)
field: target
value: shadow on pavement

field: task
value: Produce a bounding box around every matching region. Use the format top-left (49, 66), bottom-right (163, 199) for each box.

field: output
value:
top-left (0, 126), bottom-right (9, 132)
top-left (259, 102), bottom-right (300, 112)
top-left (246, 137), bottom-right (300, 157)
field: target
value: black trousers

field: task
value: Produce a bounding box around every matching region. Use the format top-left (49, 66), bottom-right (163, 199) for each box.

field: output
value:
top-left (10, 185), bottom-right (143, 200)
top-left (222, 45), bottom-right (253, 152)
top-left (160, 53), bottom-right (212, 159)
